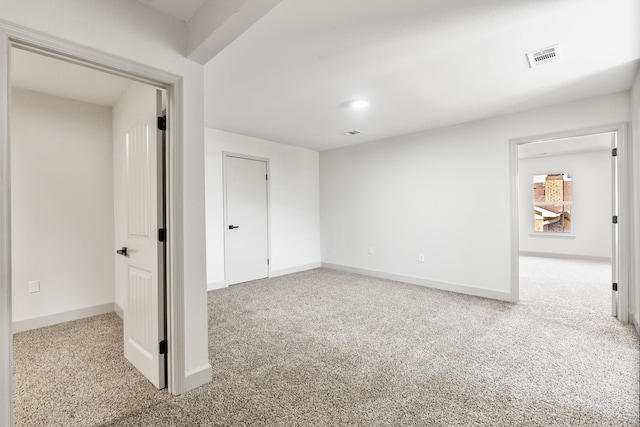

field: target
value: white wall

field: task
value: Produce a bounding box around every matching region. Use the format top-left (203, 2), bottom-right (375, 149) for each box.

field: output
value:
top-left (205, 128), bottom-right (321, 289)
top-left (1, 0), bottom-right (210, 391)
top-left (320, 92), bottom-right (630, 300)
top-left (518, 149), bottom-right (611, 259)
top-left (630, 69), bottom-right (640, 333)
top-left (11, 88), bottom-right (114, 324)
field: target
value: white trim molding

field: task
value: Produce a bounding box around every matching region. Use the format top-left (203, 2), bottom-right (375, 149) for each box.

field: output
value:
top-left (270, 262), bottom-right (321, 278)
top-left (12, 303), bottom-right (116, 334)
top-left (322, 263), bottom-right (512, 302)
top-left (526, 233), bottom-right (576, 239)
top-left (114, 303), bottom-right (124, 320)
top-left (166, 77), bottom-right (186, 396)
top-left (184, 364), bottom-right (213, 393)
top-left (519, 252), bottom-right (612, 263)
top-left (207, 281), bottom-right (227, 291)
top-left (510, 123), bottom-right (630, 323)
top-left (631, 313), bottom-right (640, 337)
top-left (0, 24), bottom-right (13, 427)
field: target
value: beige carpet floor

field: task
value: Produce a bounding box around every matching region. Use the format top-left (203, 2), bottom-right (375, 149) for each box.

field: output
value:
top-left (13, 257), bottom-right (640, 426)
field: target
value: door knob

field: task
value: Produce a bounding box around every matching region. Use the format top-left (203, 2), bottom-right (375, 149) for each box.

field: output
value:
top-left (228, 225), bottom-right (239, 230)
top-left (116, 247), bottom-right (128, 257)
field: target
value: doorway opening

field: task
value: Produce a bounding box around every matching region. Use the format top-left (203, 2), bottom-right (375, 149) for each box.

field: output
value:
top-left (510, 124), bottom-right (629, 323)
top-left (1, 29), bottom-right (189, 426)
top-left (8, 45), bottom-right (169, 425)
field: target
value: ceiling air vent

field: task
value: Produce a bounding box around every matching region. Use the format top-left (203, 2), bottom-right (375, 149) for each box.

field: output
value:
top-left (343, 130), bottom-right (363, 136)
top-left (526, 44), bottom-right (561, 68)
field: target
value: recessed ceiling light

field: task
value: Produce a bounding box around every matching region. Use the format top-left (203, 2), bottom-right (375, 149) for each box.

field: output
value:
top-left (349, 100), bottom-right (369, 109)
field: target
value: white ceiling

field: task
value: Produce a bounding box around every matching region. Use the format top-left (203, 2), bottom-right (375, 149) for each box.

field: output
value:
top-left (11, 48), bottom-right (132, 107)
top-left (203, 0), bottom-right (640, 151)
top-left (135, 0), bottom-right (207, 22)
top-left (9, 0), bottom-right (640, 153)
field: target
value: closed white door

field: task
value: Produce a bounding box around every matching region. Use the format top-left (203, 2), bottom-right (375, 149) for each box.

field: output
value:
top-left (224, 155), bottom-right (269, 285)
top-left (114, 84), bottom-right (166, 389)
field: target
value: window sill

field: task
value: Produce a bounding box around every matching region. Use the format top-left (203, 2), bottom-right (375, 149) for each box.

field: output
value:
top-left (527, 233), bottom-right (576, 239)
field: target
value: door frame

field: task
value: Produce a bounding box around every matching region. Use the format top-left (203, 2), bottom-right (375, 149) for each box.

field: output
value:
top-left (509, 123), bottom-right (629, 322)
top-left (222, 152), bottom-right (271, 284)
top-left (0, 21), bottom-right (188, 424)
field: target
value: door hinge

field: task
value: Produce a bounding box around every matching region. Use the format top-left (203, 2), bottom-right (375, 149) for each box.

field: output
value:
top-left (612, 216), bottom-right (618, 224)
top-left (612, 148), bottom-right (617, 157)
top-left (159, 340), bottom-right (167, 354)
top-left (267, 258), bottom-right (270, 265)
top-left (612, 283), bottom-right (618, 292)
top-left (158, 228), bottom-right (167, 242)
top-left (157, 116), bottom-right (166, 131)
top-left (266, 174), bottom-right (268, 181)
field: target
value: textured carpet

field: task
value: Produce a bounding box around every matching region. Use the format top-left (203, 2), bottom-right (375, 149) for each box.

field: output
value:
top-left (13, 258), bottom-right (640, 426)
top-left (12, 313), bottom-right (172, 426)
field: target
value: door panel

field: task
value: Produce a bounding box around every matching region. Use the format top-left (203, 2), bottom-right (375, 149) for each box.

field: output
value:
top-left (127, 266), bottom-right (154, 359)
top-left (224, 156), bottom-right (269, 285)
top-left (127, 122), bottom-right (152, 238)
top-left (114, 83), bottom-right (166, 389)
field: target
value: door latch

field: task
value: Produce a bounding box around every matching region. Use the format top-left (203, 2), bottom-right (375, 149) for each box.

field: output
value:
top-left (116, 247), bottom-right (128, 257)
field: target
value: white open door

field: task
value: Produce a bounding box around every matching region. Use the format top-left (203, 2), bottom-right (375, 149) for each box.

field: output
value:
top-left (115, 84), bottom-right (166, 389)
top-left (224, 155), bottom-right (269, 285)
top-left (611, 132), bottom-right (619, 317)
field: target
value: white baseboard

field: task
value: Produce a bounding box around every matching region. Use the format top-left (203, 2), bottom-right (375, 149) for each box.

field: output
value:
top-left (209, 263), bottom-right (322, 290)
top-left (12, 303), bottom-right (116, 334)
top-left (207, 280), bottom-right (227, 291)
top-left (114, 303), bottom-right (124, 320)
top-left (631, 312), bottom-right (640, 337)
top-left (270, 262), bottom-right (321, 278)
top-left (184, 363), bottom-right (213, 393)
top-left (321, 263), bottom-right (512, 302)
top-left (519, 251), bottom-right (611, 262)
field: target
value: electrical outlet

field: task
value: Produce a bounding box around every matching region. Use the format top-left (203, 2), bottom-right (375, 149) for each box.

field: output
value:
top-left (28, 280), bottom-right (40, 293)
top-left (418, 253), bottom-right (425, 263)
top-left (368, 247), bottom-right (374, 255)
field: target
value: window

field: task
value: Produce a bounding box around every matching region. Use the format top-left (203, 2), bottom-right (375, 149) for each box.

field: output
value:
top-left (533, 173), bottom-right (572, 233)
